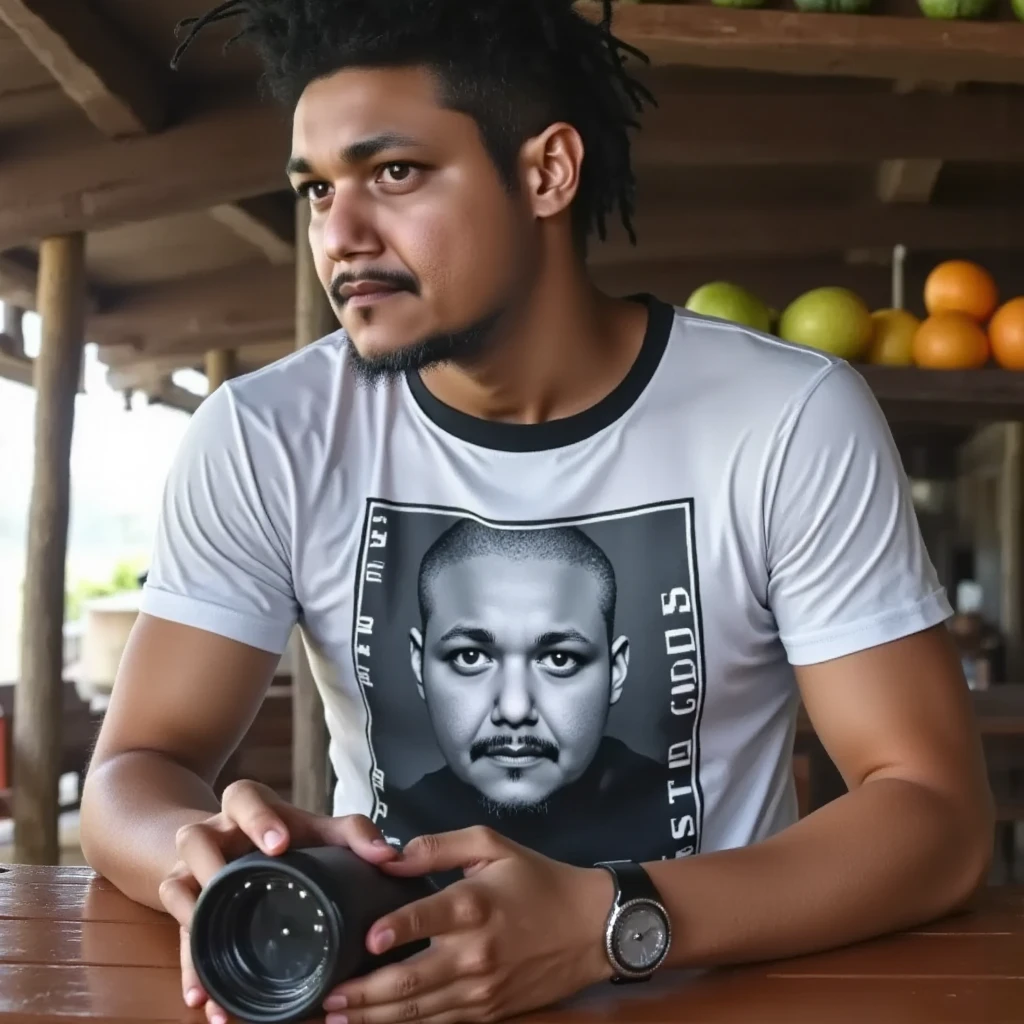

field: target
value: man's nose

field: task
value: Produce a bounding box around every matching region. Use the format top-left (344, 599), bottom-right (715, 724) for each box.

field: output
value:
top-left (491, 660), bottom-right (537, 727)
top-left (320, 186), bottom-right (383, 265)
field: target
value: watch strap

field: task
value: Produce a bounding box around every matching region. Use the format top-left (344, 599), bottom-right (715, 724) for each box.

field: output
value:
top-left (596, 860), bottom-right (662, 907)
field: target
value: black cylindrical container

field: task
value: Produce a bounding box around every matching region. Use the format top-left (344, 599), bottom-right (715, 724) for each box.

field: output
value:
top-left (190, 846), bottom-right (437, 1024)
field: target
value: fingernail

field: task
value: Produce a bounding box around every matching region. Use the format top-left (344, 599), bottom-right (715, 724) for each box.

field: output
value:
top-left (324, 993), bottom-right (348, 1011)
top-left (211, 1014), bottom-right (228, 1024)
top-left (263, 829), bottom-right (283, 849)
top-left (185, 987), bottom-right (203, 1007)
top-left (373, 928), bottom-right (395, 953)
top-left (326, 1015), bottom-right (348, 1024)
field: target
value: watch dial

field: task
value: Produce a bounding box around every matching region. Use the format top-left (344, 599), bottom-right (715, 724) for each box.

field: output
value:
top-left (612, 904), bottom-right (668, 971)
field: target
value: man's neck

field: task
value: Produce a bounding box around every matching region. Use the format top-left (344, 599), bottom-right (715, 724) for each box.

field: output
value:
top-left (415, 260), bottom-right (650, 426)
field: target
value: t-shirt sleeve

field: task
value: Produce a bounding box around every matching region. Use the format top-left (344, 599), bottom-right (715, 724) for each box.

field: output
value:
top-left (764, 360), bottom-right (953, 666)
top-left (139, 384), bottom-right (298, 654)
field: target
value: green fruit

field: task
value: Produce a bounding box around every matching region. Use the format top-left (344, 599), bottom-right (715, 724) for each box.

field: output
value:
top-left (685, 282), bottom-right (774, 333)
top-left (778, 287), bottom-right (874, 361)
top-left (793, 0), bottom-right (872, 12)
top-left (917, 0), bottom-right (993, 17)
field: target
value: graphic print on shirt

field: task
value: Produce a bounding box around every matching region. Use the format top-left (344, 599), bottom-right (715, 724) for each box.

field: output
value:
top-left (351, 499), bottom-right (706, 869)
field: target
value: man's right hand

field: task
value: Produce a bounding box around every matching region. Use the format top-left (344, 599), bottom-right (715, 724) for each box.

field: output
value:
top-left (157, 779), bottom-right (399, 1024)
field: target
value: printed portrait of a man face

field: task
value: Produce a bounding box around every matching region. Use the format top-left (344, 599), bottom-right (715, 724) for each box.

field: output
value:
top-left (409, 519), bottom-right (630, 811)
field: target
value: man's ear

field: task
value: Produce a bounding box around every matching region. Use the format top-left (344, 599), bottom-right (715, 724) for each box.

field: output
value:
top-left (519, 122), bottom-right (584, 224)
top-left (609, 636), bottom-right (629, 706)
top-left (409, 627), bottom-right (426, 700)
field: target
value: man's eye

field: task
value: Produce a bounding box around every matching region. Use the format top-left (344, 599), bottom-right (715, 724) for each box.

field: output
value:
top-left (449, 649), bottom-right (492, 673)
top-left (378, 163), bottom-right (418, 184)
top-left (537, 652), bottom-right (580, 675)
top-left (297, 181), bottom-right (331, 201)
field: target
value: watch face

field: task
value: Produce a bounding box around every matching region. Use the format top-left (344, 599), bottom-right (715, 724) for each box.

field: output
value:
top-left (612, 902), bottom-right (669, 972)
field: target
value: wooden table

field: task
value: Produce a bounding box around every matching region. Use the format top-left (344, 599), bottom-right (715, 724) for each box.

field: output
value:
top-left (0, 864), bottom-right (1021, 1023)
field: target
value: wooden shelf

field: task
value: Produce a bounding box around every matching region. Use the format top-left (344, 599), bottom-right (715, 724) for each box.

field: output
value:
top-left (583, 3), bottom-right (1024, 85)
top-left (857, 365), bottom-right (1024, 423)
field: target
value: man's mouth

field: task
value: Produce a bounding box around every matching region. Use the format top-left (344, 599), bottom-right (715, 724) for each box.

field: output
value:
top-left (471, 737), bottom-right (559, 766)
top-left (339, 282), bottom-right (403, 308)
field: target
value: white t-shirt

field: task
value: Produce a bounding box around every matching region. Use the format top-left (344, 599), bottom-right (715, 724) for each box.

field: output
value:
top-left (141, 296), bottom-right (952, 868)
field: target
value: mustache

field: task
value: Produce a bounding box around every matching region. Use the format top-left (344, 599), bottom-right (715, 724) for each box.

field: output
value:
top-left (330, 268), bottom-right (419, 307)
top-left (470, 735), bottom-right (559, 763)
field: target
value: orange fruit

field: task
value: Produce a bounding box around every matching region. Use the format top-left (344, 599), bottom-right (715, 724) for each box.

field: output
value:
top-left (989, 297), bottom-right (1024, 370)
top-left (867, 308), bottom-right (920, 366)
top-left (924, 260), bottom-right (999, 323)
top-left (912, 312), bottom-right (990, 370)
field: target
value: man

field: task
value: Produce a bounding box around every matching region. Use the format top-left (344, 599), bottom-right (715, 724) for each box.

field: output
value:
top-left (80, 2), bottom-right (994, 1024)
top-left (394, 517), bottom-right (666, 869)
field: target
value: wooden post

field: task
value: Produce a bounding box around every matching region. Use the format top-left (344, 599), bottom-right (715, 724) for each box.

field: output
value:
top-left (291, 201), bottom-right (336, 814)
top-left (205, 348), bottom-right (237, 394)
top-left (13, 234), bottom-right (86, 865)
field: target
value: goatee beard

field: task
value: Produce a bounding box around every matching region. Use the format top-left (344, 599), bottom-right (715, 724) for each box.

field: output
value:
top-left (346, 307), bottom-right (506, 388)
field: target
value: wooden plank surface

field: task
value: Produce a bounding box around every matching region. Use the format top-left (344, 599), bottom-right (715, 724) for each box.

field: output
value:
top-left (0, 864), bottom-right (1020, 1022)
top-left (583, 3), bottom-right (1024, 85)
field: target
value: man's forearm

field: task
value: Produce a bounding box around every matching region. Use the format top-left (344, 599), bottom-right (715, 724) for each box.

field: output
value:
top-left (643, 777), bottom-right (993, 970)
top-left (79, 751), bottom-right (220, 911)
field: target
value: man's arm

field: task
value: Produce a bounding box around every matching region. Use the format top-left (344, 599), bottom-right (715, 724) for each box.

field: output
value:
top-left (642, 360), bottom-right (994, 967)
top-left (81, 383), bottom-right (300, 910)
top-left (643, 622), bottom-right (994, 969)
top-left (79, 614), bottom-right (282, 910)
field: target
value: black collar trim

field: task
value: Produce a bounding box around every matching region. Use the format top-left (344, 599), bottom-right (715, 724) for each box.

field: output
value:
top-left (403, 294), bottom-right (674, 453)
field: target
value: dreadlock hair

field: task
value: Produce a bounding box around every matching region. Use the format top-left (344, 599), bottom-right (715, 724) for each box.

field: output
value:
top-left (170, 1), bottom-right (655, 248)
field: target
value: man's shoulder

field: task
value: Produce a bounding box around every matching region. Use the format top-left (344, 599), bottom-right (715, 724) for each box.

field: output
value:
top-left (663, 303), bottom-right (841, 396)
top-left (224, 327), bottom-right (351, 410)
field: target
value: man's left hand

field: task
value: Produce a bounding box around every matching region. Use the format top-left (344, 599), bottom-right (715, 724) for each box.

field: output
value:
top-left (322, 826), bottom-right (614, 1024)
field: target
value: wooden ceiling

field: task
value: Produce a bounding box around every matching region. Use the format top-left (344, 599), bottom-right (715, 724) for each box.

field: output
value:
top-left (1, 0), bottom-right (1023, 407)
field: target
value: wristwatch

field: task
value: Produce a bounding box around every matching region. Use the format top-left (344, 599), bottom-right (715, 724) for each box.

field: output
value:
top-left (595, 860), bottom-right (672, 982)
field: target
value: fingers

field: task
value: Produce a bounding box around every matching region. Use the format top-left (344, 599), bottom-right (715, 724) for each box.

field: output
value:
top-left (179, 925), bottom-right (206, 1010)
top-left (327, 976), bottom-right (499, 1024)
top-left (381, 826), bottom-right (507, 878)
top-left (324, 947), bottom-right (456, 1015)
top-left (368, 883), bottom-right (489, 956)
top-left (159, 862), bottom-right (201, 929)
top-left (219, 779), bottom-right (292, 856)
top-left (314, 812), bottom-right (400, 865)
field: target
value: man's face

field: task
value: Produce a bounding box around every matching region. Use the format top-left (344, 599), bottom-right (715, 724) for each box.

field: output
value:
top-left (410, 554), bottom-right (629, 809)
top-left (288, 66), bottom-right (531, 376)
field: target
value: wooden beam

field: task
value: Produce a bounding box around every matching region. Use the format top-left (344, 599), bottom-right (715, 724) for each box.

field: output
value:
top-left (291, 201), bottom-right (335, 817)
top-left (13, 232), bottom-right (86, 866)
top-left (89, 261), bottom-right (295, 355)
top-left (0, 251), bottom-right (100, 317)
top-left (584, 3), bottom-right (1024, 85)
top-left (99, 340), bottom-right (293, 376)
top-left (2, 304), bottom-right (24, 352)
top-left (0, 342), bottom-right (33, 387)
top-left (209, 195), bottom-right (296, 266)
top-left (636, 88), bottom-right (1024, 166)
top-left (146, 380), bottom-right (202, 415)
top-left (0, 98), bottom-right (291, 252)
top-left (0, 0), bottom-right (166, 138)
top-left (857, 367), bottom-right (1024, 424)
top-left (876, 82), bottom-right (956, 205)
top-left (0, 255), bottom-right (40, 311)
top-left (3, 86), bottom-right (1024, 251)
top-left (593, 203), bottom-right (1024, 266)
